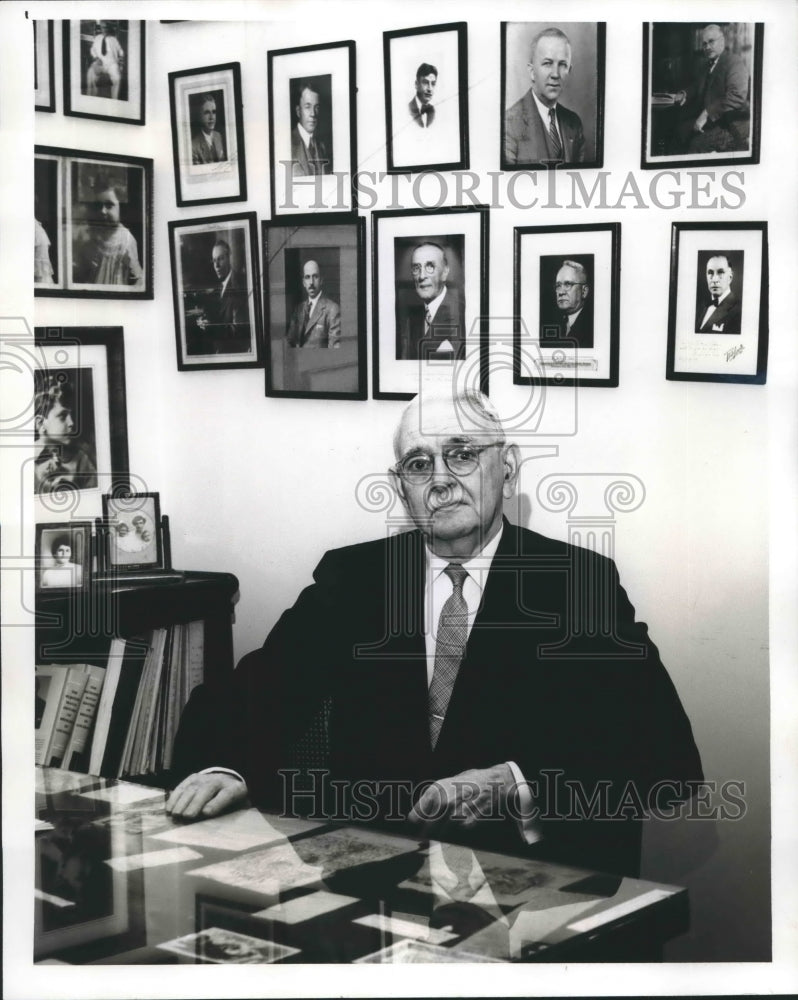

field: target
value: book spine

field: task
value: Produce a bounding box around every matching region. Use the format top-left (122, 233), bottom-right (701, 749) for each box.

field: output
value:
top-left (64, 666), bottom-right (106, 771)
top-left (46, 668), bottom-right (89, 767)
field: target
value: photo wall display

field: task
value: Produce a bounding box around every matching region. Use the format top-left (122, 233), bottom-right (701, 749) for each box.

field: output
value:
top-left (63, 19), bottom-right (146, 125)
top-left (34, 147), bottom-right (153, 299)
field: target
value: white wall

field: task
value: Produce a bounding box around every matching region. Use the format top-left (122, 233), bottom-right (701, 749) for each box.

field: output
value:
top-left (4, 0), bottom-right (797, 986)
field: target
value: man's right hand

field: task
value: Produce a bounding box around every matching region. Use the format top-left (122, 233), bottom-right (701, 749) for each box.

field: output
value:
top-left (166, 772), bottom-right (248, 820)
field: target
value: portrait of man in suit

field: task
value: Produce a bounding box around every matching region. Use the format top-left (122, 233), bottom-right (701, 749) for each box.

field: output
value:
top-left (168, 388), bottom-right (702, 879)
top-left (504, 26), bottom-right (585, 166)
top-left (190, 92), bottom-right (226, 165)
top-left (409, 62), bottom-right (437, 128)
top-left (695, 252), bottom-right (743, 334)
top-left (286, 258), bottom-right (341, 349)
top-left (540, 256), bottom-right (594, 349)
top-left (290, 77), bottom-right (332, 177)
top-left (395, 240), bottom-right (466, 361)
top-left (191, 238), bottom-right (252, 355)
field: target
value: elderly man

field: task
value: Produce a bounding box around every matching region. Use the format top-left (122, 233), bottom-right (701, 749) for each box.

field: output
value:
top-left (409, 62), bottom-right (438, 128)
top-left (398, 242), bottom-right (466, 361)
top-left (504, 27), bottom-right (585, 166)
top-left (676, 24), bottom-right (750, 154)
top-left (169, 389), bottom-right (702, 877)
top-left (286, 259), bottom-right (341, 348)
top-left (695, 253), bottom-right (742, 333)
top-left (195, 239), bottom-right (251, 354)
top-left (291, 81), bottom-right (330, 176)
top-left (547, 259), bottom-right (593, 348)
top-left (191, 94), bottom-right (225, 165)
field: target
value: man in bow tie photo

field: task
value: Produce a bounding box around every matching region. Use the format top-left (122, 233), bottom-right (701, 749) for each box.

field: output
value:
top-left (409, 62), bottom-right (438, 128)
top-left (695, 252), bottom-right (743, 334)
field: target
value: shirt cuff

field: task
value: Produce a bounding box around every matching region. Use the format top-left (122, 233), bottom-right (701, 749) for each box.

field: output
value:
top-left (200, 766), bottom-right (246, 784)
top-left (507, 760), bottom-right (544, 846)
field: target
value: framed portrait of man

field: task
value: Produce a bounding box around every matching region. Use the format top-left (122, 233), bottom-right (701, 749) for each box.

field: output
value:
top-left (268, 40), bottom-right (357, 216)
top-left (63, 19), bottom-right (145, 125)
top-left (383, 22), bottom-right (469, 174)
top-left (642, 22), bottom-right (763, 169)
top-left (168, 212), bottom-right (263, 371)
top-left (372, 205), bottom-right (489, 400)
top-left (169, 62), bottom-right (247, 206)
top-left (514, 223), bottom-right (621, 388)
top-left (666, 222), bottom-right (768, 383)
top-left (262, 215), bottom-right (366, 400)
top-left (501, 21), bottom-right (605, 171)
top-left (34, 20), bottom-right (55, 113)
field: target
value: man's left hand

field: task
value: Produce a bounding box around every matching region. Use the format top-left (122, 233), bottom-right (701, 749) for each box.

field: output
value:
top-left (406, 763), bottom-right (514, 835)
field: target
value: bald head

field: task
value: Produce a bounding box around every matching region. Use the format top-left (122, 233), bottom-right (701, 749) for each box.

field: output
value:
top-left (302, 259), bottom-right (323, 300)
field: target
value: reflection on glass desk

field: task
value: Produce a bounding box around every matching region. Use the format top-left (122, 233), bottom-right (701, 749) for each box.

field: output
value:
top-left (35, 769), bottom-right (689, 964)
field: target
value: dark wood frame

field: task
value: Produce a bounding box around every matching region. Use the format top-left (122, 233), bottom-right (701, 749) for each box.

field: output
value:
top-left (641, 22), bottom-right (763, 170)
top-left (513, 223), bottom-right (621, 388)
top-left (666, 221), bottom-right (768, 384)
top-left (371, 204), bottom-right (490, 401)
top-left (168, 211), bottom-right (264, 371)
top-left (262, 214), bottom-right (367, 400)
top-left (101, 492), bottom-right (166, 572)
top-left (383, 21), bottom-right (469, 174)
top-left (267, 39), bottom-right (357, 217)
top-left (168, 62), bottom-right (247, 207)
top-left (500, 21), bottom-right (606, 171)
top-left (34, 19), bottom-right (56, 113)
top-left (35, 521), bottom-right (93, 595)
top-left (63, 19), bottom-right (146, 125)
top-left (34, 326), bottom-right (130, 503)
top-left (34, 146), bottom-right (153, 300)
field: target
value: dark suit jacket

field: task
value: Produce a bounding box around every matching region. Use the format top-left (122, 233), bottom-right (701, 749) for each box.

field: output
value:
top-left (203, 271), bottom-right (251, 354)
top-left (541, 303), bottom-right (595, 350)
top-left (286, 294), bottom-right (341, 348)
top-left (191, 130), bottom-right (225, 165)
top-left (687, 50), bottom-right (749, 127)
top-left (409, 97), bottom-right (435, 128)
top-left (696, 291), bottom-right (742, 334)
top-left (397, 287), bottom-right (466, 361)
top-left (173, 521), bottom-right (702, 876)
top-left (504, 91), bottom-right (585, 166)
top-left (291, 127), bottom-right (330, 176)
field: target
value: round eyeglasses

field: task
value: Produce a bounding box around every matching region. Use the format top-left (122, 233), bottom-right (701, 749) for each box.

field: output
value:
top-left (410, 262), bottom-right (439, 276)
top-left (554, 281), bottom-right (586, 291)
top-left (394, 443), bottom-right (503, 484)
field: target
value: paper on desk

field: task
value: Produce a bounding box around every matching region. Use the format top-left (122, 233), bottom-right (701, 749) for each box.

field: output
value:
top-left (254, 890), bottom-right (359, 924)
top-left (82, 783), bottom-right (165, 805)
top-left (354, 913), bottom-right (457, 945)
top-left (105, 845), bottom-right (202, 872)
top-left (355, 939), bottom-right (505, 963)
top-left (188, 842), bottom-right (322, 894)
top-left (152, 808), bottom-right (287, 852)
top-left (35, 818), bottom-right (55, 832)
top-left (158, 928), bottom-right (300, 964)
top-left (36, 768), bottom-right (90, 794)
top-left (566, 887), bottom-right (675, 933)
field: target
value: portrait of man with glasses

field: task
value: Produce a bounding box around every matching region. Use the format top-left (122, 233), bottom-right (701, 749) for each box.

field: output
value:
top-left (395, 238), bottom-right (466, 361)
top-left (540, 253), bottom-right (594, 349)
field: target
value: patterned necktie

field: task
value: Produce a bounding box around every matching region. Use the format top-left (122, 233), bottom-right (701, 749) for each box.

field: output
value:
top-left (548, 107), bottom-right (563, 160)
top-left (101, 36), bottom-right (107, 56)
top-left (429, 564), bottom-right (468, 749)
top-left (308, 139), bottom-right (318, 175)
top-left (424, 306), bottom-right (432, 334)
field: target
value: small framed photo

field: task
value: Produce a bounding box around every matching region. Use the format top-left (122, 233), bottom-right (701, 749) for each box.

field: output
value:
top-left (34, 146), bottom-right (153, 299)
top-left (383, 22), bottom-right (469, 174)
top-left (63, 19), bottom-right (145, 125)
top-left (102, 493), bottom-right (165, 572)
top-left (268, 40), bottom-right (357, 216)
top-left (35, 522), bottom-right (92, 593)
top-left (372, 205), bottom-right (489, 400)
top-left (168, 212), bottom-right (263, 371)
top-left (34, 328), bottom-right (129, 522)
top-left (263, 215), bottom-right (366, 399)
top-left (168, 62), bottom-right (247, 207)
top-left (501, 22), bottom-right (605, 170)
top-left (642, 22), bottom-right (763, 169)
top-left (666, 222), bottom-right (768, 384)
top-left (514, 223), bottom-right (620, 388)
top-left (34, 20), bottom-right (56, 113)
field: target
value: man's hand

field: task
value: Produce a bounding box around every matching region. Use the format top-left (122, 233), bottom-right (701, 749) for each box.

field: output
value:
top-left (166, 772), bottom-right (248, 820)
top-left (693, 110), bottom-right (709, 133)
top-left (406, 763), bottom-right (514, 835)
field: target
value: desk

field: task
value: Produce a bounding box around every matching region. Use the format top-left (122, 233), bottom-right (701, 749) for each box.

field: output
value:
top-left (35, 769), bottom-right (689, 964)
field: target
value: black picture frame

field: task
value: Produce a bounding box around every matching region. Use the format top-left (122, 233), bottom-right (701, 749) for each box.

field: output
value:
top-left (262, 214), bottom-right (367, 400)
top-left (168, 62), bottom-right (247, 207)
top-left (63, 19), bottom-right (146, 125)
top-left (383, 22), bottom-right (469, 174)
top-left (666, 222), bottom-right (768, 384)
top-left (267, 40), bottom-right (357, 216)
top-left (641, 22), bottom-right (763, 170)
top-left (513, 223), bottom-right (621, 388)
top-left (34, 20), bottom-right (56, 113)
top-left (101, 492), bottom-right (166, 572)
top-left (35, 522), bottom-right (93, 594)
top-left (168, 212), bottom-right (264, 371)
top-left (371, 205), bottom-right (489, 401)
top-left (501, 21), bottom-right (606, 171)
top-left (34, 145), bottom-right (153, 299)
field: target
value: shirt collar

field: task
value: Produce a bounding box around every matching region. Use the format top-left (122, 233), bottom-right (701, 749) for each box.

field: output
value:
top-left (532, 90), bottom-right (558, 124)
top-left (424, 285), bottom-right (447, 322)
top-left (426, 522), bottom-right (505, 589)
top-left (296, 122), bottom-right (314, 147)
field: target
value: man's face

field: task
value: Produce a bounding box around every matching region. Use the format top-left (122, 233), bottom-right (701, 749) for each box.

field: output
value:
top-left (94, 188), bottom-right (120, 226)
top-left (302, 260), bottom-right (322, 299)
top-left (296, 88), bottom-right (320, 134)
top-left (706, 256), bottom-right (732, 298)
top-left (528, 36), bottom-right (572, 107)
top-left (53, 544), bottom-right (71, 564)
top-left (212, 245), bottom-right (231, 281)
top-left (37, 403), bottom-right (75, 445)
top-left (392, 398), bottom-right (516, 559)
top-left (701, 27), bottom-right (726, 61)
top-left (415, 73), bottom-right (437, 105)
top-left (201, 99), bottom-right (216, 135)
top-left (411, 245), bottom-right (448, 303)
top-left (555, 265), bottom-right (588, 315)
